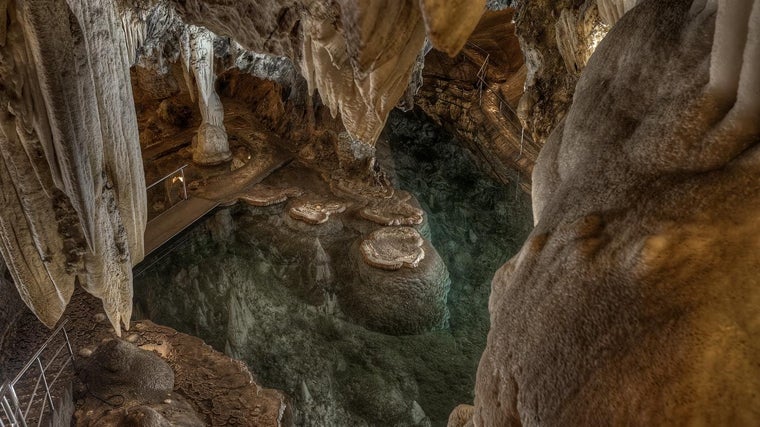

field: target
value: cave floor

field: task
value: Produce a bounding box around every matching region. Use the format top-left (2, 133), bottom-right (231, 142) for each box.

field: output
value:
top-left (1, 289), bottom-right (285, 425)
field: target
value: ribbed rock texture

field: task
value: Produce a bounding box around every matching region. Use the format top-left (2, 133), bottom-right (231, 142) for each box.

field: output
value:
top-left (596, 0), bottom-right (644, 25)
top-left (416, 8), bottom-right (540, 188)
top-left (514, 0), bottom-right (645, 146)
top-left (467, 0), bottom-right (760, 425)
top-left (0, 0), bottom-right (145, 333)
top-left (514, 0), bottom-right (597, 145)
top-left (0, 0), bottom-right (490, 335)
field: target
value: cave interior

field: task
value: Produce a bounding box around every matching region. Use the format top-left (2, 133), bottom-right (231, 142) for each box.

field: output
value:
top-left (0, 0), bottom-right (758, 426)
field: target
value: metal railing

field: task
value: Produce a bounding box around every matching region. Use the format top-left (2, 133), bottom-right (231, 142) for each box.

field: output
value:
top-left (146, 164), bottom-right (189, 222)
top-left (0, 319), bottom-right (75, 427)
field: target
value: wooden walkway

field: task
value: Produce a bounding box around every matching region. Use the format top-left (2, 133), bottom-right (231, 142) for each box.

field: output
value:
top-left (143, 197), bottom-right (219, 256)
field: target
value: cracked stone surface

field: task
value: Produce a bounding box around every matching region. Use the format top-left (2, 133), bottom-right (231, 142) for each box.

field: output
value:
top-left (360, 227), bottom-right (425, 271)
top-left (288, 198), bottom-right (347, 225)
top-left (239, 185), bottom-right (304, 207)
top-left (360, 192), bottom-right (425, 226)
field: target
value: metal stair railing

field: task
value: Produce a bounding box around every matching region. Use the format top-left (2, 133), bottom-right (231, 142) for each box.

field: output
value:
top-left (0, 319), bottom-right (75, 427)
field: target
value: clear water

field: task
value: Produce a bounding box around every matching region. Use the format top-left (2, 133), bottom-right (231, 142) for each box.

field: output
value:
top-left (133, 110), bottom-right (533, 426)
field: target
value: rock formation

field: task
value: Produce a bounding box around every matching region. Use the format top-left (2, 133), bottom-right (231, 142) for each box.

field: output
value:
top-left (186, 25), bottom-right (232, 165)
top-left (2, 0), bottom-right (757, 424)
top-left (348, 227), bottom-right (449, 335)
top-left (165, 0), bottom-right (486, 146)
top-left (596, 0), bottom-right (644, 25)
top-left (464, 0), bottom-right (760, 424)
top-left (416, 8), bottom-right (541, 188)
top-left (76, 339), bottom-right (206, 426)
top-left (0, 0), bottom-right (145, 334)
top-left (0, 0), bottom-right (491, 334)
top-left (513, 0), bottom-right (647, 147)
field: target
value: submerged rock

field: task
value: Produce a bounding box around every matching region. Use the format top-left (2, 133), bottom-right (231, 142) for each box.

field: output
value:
top-left (346, 235), bottom-right (449, 335)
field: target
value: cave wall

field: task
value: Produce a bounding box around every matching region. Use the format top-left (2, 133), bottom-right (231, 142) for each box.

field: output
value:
top-left (514, 0), bottom-right (645, 147)
top-left (416, 8), bottom-right (540, 189)
top-left (0, 0), bottom-right (145, 333)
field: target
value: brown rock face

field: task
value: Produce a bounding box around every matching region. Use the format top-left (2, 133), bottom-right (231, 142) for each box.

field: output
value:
top-left (417, 8), bottom-right (541, 188)
top-left (514, 0), bottom-right (600, 145)
top-left (468, 0), bottom-right (760, 425)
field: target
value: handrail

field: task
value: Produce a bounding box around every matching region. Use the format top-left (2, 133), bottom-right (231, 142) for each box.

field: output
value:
top-left (146, 164), bottom-right (190, 223)
top-left (146, 164), bottom-right (189, 194)
top-left (10, 320), bottom-right (70, 387)
top-left (0, 318), bottom-right (75, 427)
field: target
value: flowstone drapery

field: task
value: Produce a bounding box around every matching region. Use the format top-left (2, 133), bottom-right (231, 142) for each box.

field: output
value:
top-left (0, 0), bottom-right (146, 334)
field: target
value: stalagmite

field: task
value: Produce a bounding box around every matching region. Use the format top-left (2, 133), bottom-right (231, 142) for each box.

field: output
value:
top-left (167, 0), bottom-right (485, 147)
top-left (186, 26), bottom-right (231, 165)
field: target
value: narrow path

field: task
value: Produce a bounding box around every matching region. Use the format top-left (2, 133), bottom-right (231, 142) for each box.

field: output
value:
top-left (143, 197), bottom-right (220, 256)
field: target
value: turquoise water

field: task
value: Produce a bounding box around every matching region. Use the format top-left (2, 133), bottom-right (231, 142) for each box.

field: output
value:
top-left (133, 110), bottom-right (533, 426)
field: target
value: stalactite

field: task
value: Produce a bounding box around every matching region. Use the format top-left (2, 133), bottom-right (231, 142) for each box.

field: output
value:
top-left (0, 0), bottom-right (145, 334)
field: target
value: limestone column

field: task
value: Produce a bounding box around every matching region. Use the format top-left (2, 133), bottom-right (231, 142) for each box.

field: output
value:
top-left (188, 26), bottom-right (231, 165)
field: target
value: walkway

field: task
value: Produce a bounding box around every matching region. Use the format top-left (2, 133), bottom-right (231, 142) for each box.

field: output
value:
top-left (141, 142), bottom-right (291, 258)
top-left (143, 196), bottom-right (219, 256)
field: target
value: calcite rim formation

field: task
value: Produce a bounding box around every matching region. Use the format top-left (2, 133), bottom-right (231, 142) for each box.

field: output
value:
top-left (360, 226), bottom-right (426, 271)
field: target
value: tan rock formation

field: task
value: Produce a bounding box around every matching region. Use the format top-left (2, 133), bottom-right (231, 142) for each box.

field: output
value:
top-left (0, 0), bottom-right (145, 333)
top-left (515, 0), bottom-right (606, 145)
top-left (346, 230), bottom-right (450, 334)
top-left (419, 0), bottom-right (487, 56)
top-left (465, 0), bottom-right (760, 424)
top-left (596, 0), bottom-right (644, 25)
top-left (239, 185), bottom-right (303, 207)
top-left (417, 8), bottom-right (541, 188)
top-left (166, 0), bottom-right (485, 146)
top-left (360, 192), bottom-right (424, 226)
top-left (288, 197), bottom-right (346, 225)
top-left (186, 26), bottom-right (232, 165)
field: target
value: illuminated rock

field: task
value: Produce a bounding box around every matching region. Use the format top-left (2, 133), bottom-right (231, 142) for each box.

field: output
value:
top-left (360, 227), bottom-right (425, 271)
